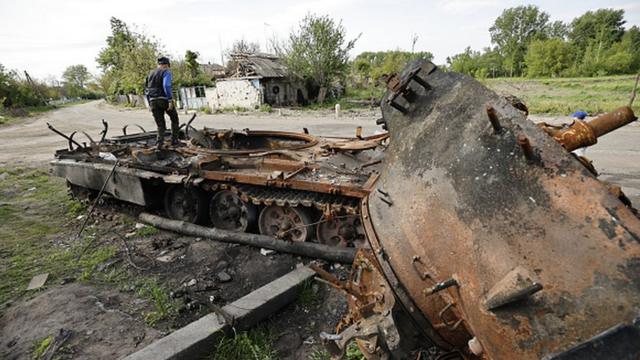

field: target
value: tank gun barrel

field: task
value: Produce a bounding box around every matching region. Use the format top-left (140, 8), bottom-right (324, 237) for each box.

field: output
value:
top-left (543, 106), bottom-right (636, 152)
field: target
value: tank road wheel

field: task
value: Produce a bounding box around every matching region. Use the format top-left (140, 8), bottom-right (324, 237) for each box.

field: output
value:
top-left (163, 186), bottom-right (208, 224)
top-left (67, 181), bottom-right (97, 203)
top-left (317, 215), bottom-right (368, 248)
top-left (209, 190), bottom-right (257, 232)
top-left (258, 205), bottom-right (313, 242)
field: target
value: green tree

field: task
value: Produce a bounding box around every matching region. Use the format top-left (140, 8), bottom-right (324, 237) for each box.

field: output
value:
top-left (62, 65), bottom-right (90, 88)
top-left (96, 17), bottom-right (161, 96)
top-left (525, 39), bottom-right (573, 77)
top-left (547, 21), bottom-right (569, 40)
top-left (489, 5), bottom-right (551, 76)
top-left (0, 64), bottom-right (13, 108)
top-left (351, 51), bottom-right (433, 86)
top-left (62, 64), bottom-right (91, 97)
top-left (446, 47), bottom-right (504, 78)
top-left (622, 26), bottom-right (640, 72)
top-left (286, 14), bottom-right (359, 103)
top-left (569, 9), bottom-right (625, 54)
top-left (184, 50), bottom-right (200, 79)
top-left (0, 65), bottom-right (47, 108)
top-left (447, 47), bottom-right (480, 76)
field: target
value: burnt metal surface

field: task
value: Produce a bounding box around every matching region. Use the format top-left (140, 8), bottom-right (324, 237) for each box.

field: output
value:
top-left (50, 123), bottom-right (386, 247)
top-left (364, 60), bottom-right (640, 358)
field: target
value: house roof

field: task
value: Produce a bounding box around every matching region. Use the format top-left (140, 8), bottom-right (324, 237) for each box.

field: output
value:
top-left (230, 53), bottom-right (288, 78)
top-left (201, 63), bottom-right (224, 71)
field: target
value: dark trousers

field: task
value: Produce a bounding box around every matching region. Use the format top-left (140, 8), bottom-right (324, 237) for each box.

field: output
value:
top-left (150, 99), bottom-right (179, 143)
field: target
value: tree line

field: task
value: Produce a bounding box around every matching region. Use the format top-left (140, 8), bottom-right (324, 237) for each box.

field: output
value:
top-left (2, 6), bottom-right (639, 111)
top-left (447, 6), bottom-right (640, 78)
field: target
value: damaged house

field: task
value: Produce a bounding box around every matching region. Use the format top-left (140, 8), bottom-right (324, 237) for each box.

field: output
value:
top-left (206, 53), bottom-right (307, 110)
top-left (176, 63), bottom-right (225, 110)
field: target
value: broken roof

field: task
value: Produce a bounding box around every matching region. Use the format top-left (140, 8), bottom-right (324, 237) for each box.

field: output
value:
top-left (229, 53), bottom-right (288, 79)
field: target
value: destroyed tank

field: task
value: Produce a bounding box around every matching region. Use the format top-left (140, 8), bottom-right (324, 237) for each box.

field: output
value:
top-left (49, 118), bottom-right (386, 248)
top-left (315, 61), bottom-right (640, 359)
top-left (50, 61), bottom-right (640, 359)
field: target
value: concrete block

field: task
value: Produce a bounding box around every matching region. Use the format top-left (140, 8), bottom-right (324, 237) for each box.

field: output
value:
top-left (122, 266), bottom-right (315, 360)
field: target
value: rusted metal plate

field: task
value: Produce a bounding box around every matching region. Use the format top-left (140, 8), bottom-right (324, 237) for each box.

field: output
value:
top-left (50, 159), bottom-right (150, 206)
top-left (368, 60), bottom-right (640, 359)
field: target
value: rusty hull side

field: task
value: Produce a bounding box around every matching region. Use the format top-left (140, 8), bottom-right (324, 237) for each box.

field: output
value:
top-left (368, 61), bottom-right (640, 358)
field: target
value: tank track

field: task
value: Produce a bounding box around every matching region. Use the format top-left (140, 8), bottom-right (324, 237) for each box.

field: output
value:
top-left (207, 183), bottom-right (361, 215)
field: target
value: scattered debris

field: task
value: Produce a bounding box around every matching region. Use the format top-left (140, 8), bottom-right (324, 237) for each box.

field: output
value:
top-left (155, 255), bottom-right (173, 263)
top-left (41, 328), bottom-right (73, 360)
top-left (26, 273), bottom-right (49, 290)
top-left (216, 271), bottom-right (232, 283)
top-left (214, 260), bottom-right (228, 271)
top-left (260, 248), bottom-right (275, 256)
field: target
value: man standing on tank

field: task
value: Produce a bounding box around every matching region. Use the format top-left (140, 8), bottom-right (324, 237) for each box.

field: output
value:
top-left (145, 56), bottom-right (179, 149)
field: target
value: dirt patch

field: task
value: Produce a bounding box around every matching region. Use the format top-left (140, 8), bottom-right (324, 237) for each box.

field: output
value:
top-left (0, 283), bottom-right (161, 360)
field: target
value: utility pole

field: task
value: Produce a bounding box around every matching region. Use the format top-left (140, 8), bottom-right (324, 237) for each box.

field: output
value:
top-left (219, 35), bottom-right (224, 66)
top-left (24, 71), bottom-right (47, 105)
top-left (411, 33), bottom-right (419, 53)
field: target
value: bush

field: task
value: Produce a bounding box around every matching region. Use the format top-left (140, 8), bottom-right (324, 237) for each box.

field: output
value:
top-left (259, 104), bottom-right (272, 113)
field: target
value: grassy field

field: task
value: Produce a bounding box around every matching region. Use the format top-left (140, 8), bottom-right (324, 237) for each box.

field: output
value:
top-left (341, 74), bottom-right (638, 115)
top-left (484, 74), bottom-right (639, 115)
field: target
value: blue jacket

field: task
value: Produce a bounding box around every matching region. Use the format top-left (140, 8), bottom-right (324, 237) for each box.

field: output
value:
top-left (145, 68), bottom-right (173, 100)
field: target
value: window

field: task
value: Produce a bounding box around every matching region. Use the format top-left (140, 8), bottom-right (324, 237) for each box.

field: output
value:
top-left (195, 86), bottom-right (206, 98)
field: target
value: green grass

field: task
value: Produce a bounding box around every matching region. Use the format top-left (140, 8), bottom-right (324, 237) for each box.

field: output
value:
top-left (308, 347), bottom-right (331, 360)
top-left (135, 225), bottom-right (159, 237)
top-left (343, 87), bottom-right (384, 102)
top-left (136, 277), bottom-right (179, 326)
top-left (345, 342), bottom-right (366, 359)
top-left (0, 166), bottom-right (182, 329)
top-left (0, 168), bottom-right (117, 303)
top-left (212, 325), bottom-right (277, 360)
top-left (32, 335), bottom-right (53, 359)
top-left (483, 74), bottom-right (639, 115)
top-left (0, 167), bottom-right (90, 304)
top-left (259, 104), bottom-right (273, 113)
top-left (297, 279), bottom-right (318, 305)
top-left (215, 106), bottom-right (250, 113)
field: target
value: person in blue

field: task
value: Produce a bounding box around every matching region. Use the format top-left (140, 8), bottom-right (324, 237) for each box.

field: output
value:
top-left (145, 56), bottom-right (179, 149)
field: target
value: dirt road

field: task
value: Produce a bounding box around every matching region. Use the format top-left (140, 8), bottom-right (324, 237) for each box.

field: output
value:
top-left (1, 100), bottom-right (638, 204)
top-left (0, 100), bottom-right (380, 165)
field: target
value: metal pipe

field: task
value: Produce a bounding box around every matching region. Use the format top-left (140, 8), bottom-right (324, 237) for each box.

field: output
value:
top-left (486, 105), bottom-right (502, 134)
top-left (587, 106), bottom-right (636, 138)
top-left (517, 134), bottom-right (535, 161)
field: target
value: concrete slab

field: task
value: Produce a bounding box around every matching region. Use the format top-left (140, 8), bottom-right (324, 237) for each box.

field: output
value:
top-left (122, 266), bottom-right (315, 360)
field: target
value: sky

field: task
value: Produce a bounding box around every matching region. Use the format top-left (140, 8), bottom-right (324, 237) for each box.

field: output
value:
top-left (1, 0), bottom-right (639, 81)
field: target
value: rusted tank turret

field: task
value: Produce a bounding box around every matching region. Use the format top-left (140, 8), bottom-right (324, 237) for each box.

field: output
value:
top-left (318, 61), bottom-right (640, 359)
